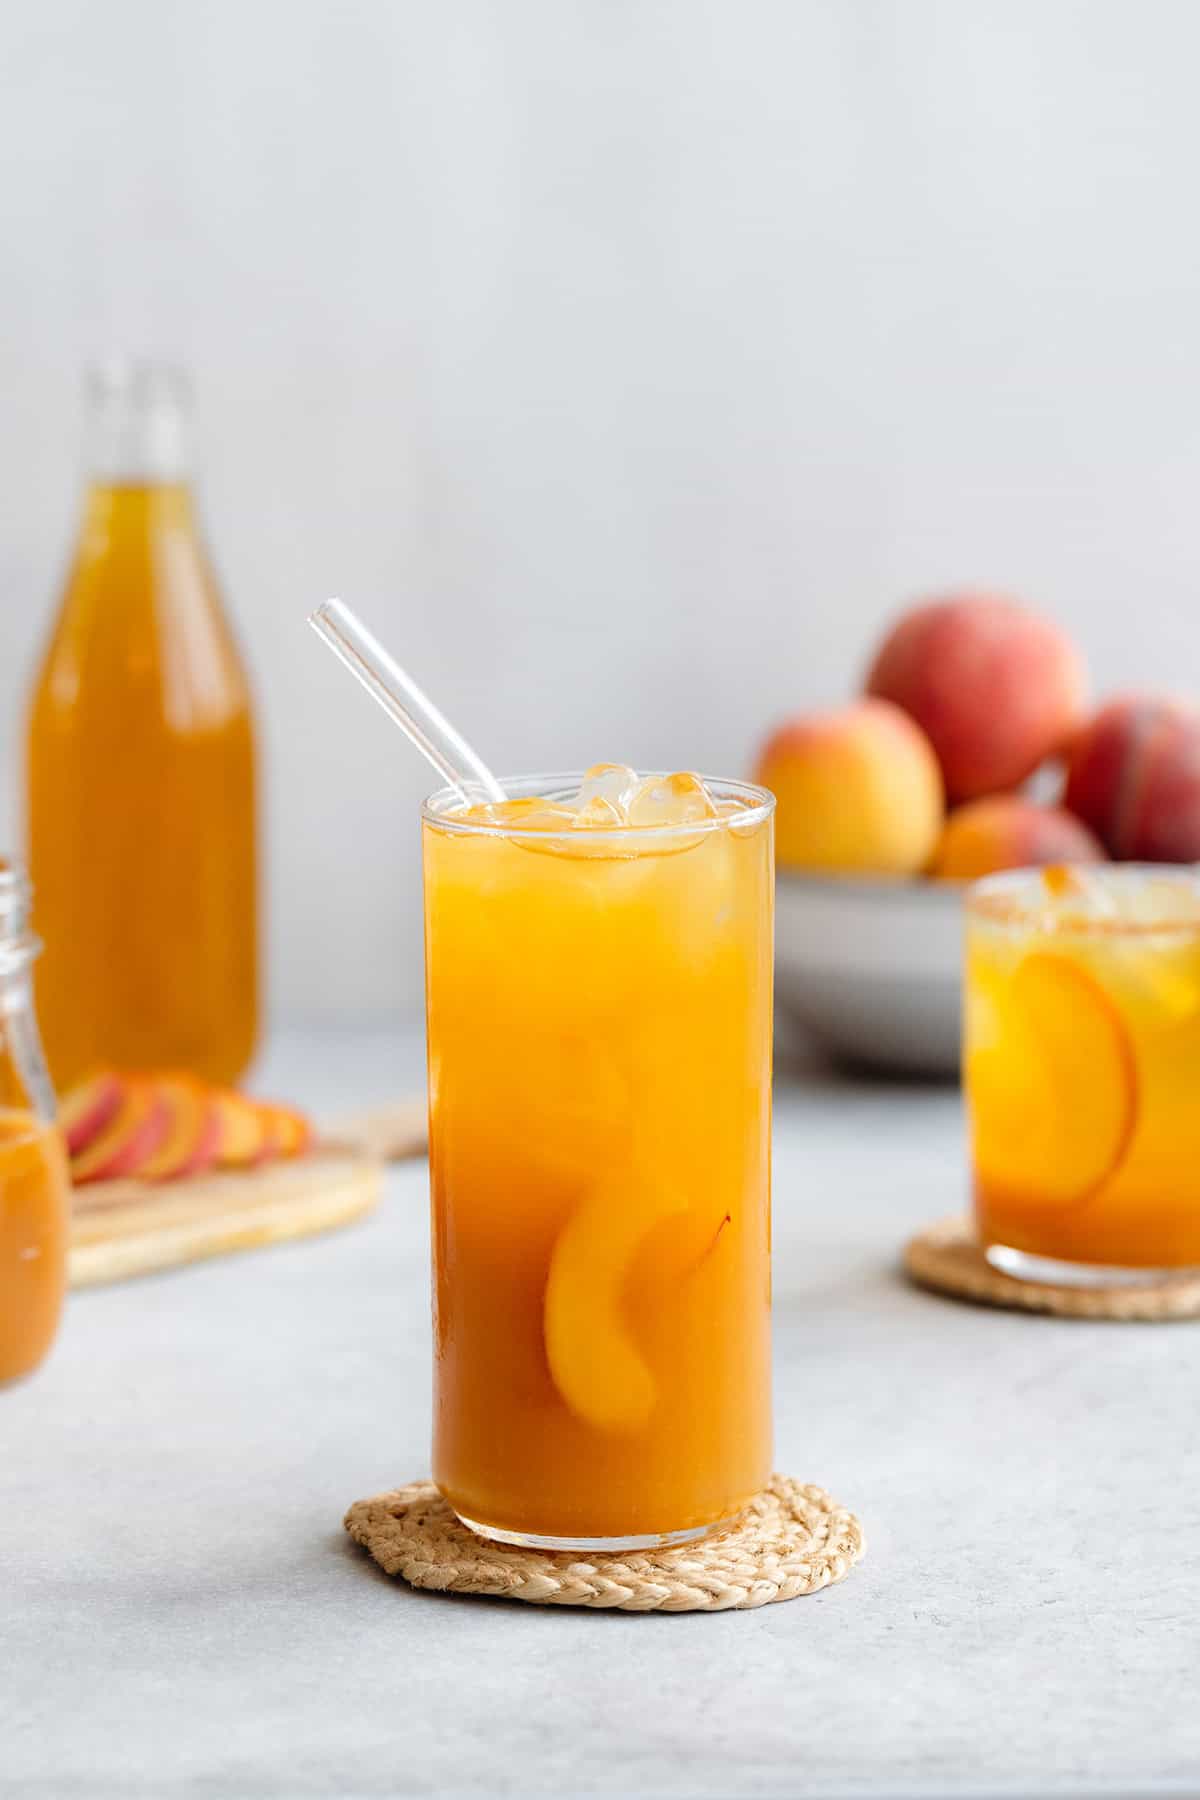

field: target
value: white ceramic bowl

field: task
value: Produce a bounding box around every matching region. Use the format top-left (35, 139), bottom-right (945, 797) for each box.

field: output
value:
top-left (775, 872), bottom-right (965, 1077)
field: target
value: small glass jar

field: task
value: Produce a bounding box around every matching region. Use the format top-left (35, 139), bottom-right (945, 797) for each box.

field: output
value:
top-left (0, 860), bottom-right (70, 1384)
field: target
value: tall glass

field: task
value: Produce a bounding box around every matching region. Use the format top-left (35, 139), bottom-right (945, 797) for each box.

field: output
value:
top-left (422, 774), bottom-right (774, 1549)
top-left (965, 865), bottom-right (1200, 1281)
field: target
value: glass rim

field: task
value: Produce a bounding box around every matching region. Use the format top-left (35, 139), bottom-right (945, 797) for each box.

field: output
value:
top-left (967, 863), bottom-right (1200, 936)
top-left (0, 858), bottom-right (39, 972)
top-left (421, 770), bottom-right (775, 843)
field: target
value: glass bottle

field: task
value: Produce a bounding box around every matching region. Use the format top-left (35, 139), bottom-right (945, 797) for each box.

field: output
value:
top-left (0, 860), bottom-right (70, 1385)
top-left (24, 362), bottom-right (258, 1090)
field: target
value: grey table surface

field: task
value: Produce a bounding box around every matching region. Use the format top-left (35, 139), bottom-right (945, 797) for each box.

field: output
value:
top-left (4, 1029), bottom-right (1199, 1800)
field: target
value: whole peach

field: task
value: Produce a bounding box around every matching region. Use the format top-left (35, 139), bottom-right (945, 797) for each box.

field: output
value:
top-left (929, 797), bottom-right (1105, 881)
top-left (754, 698), bottom-right (943, 875)
top-left (1064, 695), bottom-right (1200, 861)
top-left (865, 593), bottom-right (1087, 802)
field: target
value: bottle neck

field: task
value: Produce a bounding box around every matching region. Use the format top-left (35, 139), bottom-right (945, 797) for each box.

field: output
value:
top-left (84, 360), bottom-right (191, 485)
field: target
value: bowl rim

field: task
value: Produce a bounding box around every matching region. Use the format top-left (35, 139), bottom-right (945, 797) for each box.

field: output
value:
top-left (775, 867), bottom-right (965, 905)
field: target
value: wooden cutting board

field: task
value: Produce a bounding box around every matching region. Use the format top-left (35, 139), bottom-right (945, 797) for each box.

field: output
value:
top-left (69, 1096), bottom-right (428, 1289)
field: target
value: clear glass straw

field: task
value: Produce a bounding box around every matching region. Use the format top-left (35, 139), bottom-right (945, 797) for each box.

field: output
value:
top-left (308, 599), bottom-right (506, 806)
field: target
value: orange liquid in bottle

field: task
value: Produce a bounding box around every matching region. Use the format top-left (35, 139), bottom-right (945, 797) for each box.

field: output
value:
top-left (0, 1111), bottom-right (70, 1385)
top-left (26, 399), bottom-right (257, 1090)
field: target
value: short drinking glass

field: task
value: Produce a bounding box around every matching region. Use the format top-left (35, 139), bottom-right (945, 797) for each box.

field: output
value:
top-left (965, 865), bottom-right (1200, 1282)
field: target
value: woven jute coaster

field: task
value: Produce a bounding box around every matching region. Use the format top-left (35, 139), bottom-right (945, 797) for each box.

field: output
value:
top-left (344, 1475), bottom-right (864, 1612)
top-left (905, 1215), bottom-right (1200, 1321)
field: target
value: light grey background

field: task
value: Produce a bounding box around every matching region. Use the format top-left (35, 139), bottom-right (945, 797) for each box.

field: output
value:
top-left (3, 0), bottom-right (1199, 1027)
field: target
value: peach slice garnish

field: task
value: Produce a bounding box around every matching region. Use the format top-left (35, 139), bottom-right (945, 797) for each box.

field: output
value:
top-left (135, 1077), bottom-right (222, 1182)
top-left (59, 1071), bottom-right (124, 1156)
top-left (210, 1089), bottom-right (270, 1168)
top-left (254, 1101), bottom-right (312, 1160)
top-left (967, 951), bottom-right (1138, 1209)
top-left (543, 1179), bottom-right (693, 1432)
top-left (1041, 864), bottom-right (1076, 900)
top-left (70, 1078), bottom-right (171, 1185)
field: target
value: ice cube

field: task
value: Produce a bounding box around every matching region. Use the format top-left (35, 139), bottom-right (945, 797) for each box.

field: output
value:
top-left (1034, 867), bottom-right (1200, 1020)
top-left (500, 799), bottom-right (580, 835)
top-left (578, 763), bottom-right (639, 817)
top-left (573, 794), bottom-right (625, 829)
top-left (717, 795), bottom-right (768, 838)
top-left (510, 793), bottom-right (635, 859)
top-left (1039, 866), bottom-right (1200, 930)
top-left (1119, 876), bottom-right (1200, 928)
top-left (625, 771), bottom-right (719, 829)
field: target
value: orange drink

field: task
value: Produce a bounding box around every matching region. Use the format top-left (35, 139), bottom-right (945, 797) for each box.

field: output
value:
top-left (25, 363), bottom-right (257, 1090)
top-left (965, 866), bottom-right (1200, 1277)
top-left (0, 1114), bottom-right (70, 1385)
top-left (422, 769), bottom-right (774, 1548)
top-left (0, 860), bottom-right (70, 1384)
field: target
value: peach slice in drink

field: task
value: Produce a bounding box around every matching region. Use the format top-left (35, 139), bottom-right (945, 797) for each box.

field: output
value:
top-left (544, 1176), bottom-right (695, 1432)
top-left (967, 951), bottom-right (1138, 1209)
top-left (543, 1175), bottom-right (736, 1434)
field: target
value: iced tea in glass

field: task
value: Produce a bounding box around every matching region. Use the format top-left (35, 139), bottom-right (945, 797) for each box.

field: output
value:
top-left (422, 768), bottom-right (774, 1548)
top-left (966, 865), bottom-right (1200, 1280)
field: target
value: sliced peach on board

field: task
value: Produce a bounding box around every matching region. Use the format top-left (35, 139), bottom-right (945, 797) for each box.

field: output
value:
top-left (967, 952), bottom-right (1137, 1210)
top-left (135, 1077), bottom-right (222, 1182)
top-left (254, 1102), bottom-right (312, 1160)
top-left (211, 1089), bottom-right (270, 1168)
top-left (544, 1178), bottom-right (692, 1432)
top-left (60, 1071), bottom-right (124, 1156)
top-left (70, 1078), bottom-right (171, 1185)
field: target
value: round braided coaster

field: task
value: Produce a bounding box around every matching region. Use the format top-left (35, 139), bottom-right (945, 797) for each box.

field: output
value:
top-left (344, 1475), bottom-right (864, 1612)
top-left (905, 1216), bottom-right (1200, 1321)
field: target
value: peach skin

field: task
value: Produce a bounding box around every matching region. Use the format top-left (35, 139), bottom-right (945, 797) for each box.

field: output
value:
top-left (135, 1077), bottom-right (222, 1182)
top-left (865, 593), bottom-right (1087, 802)
top-left (930, 798), bottom-right (1105, 881)
top-left (70, 1078), bottom-right (170, 1185)
top-left (59, 1071), bottom-right (124, 1157)
top-left (1064, 695), bottom-right (1200, 862)
top-left (754, 698), bottom-right (943, 875)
